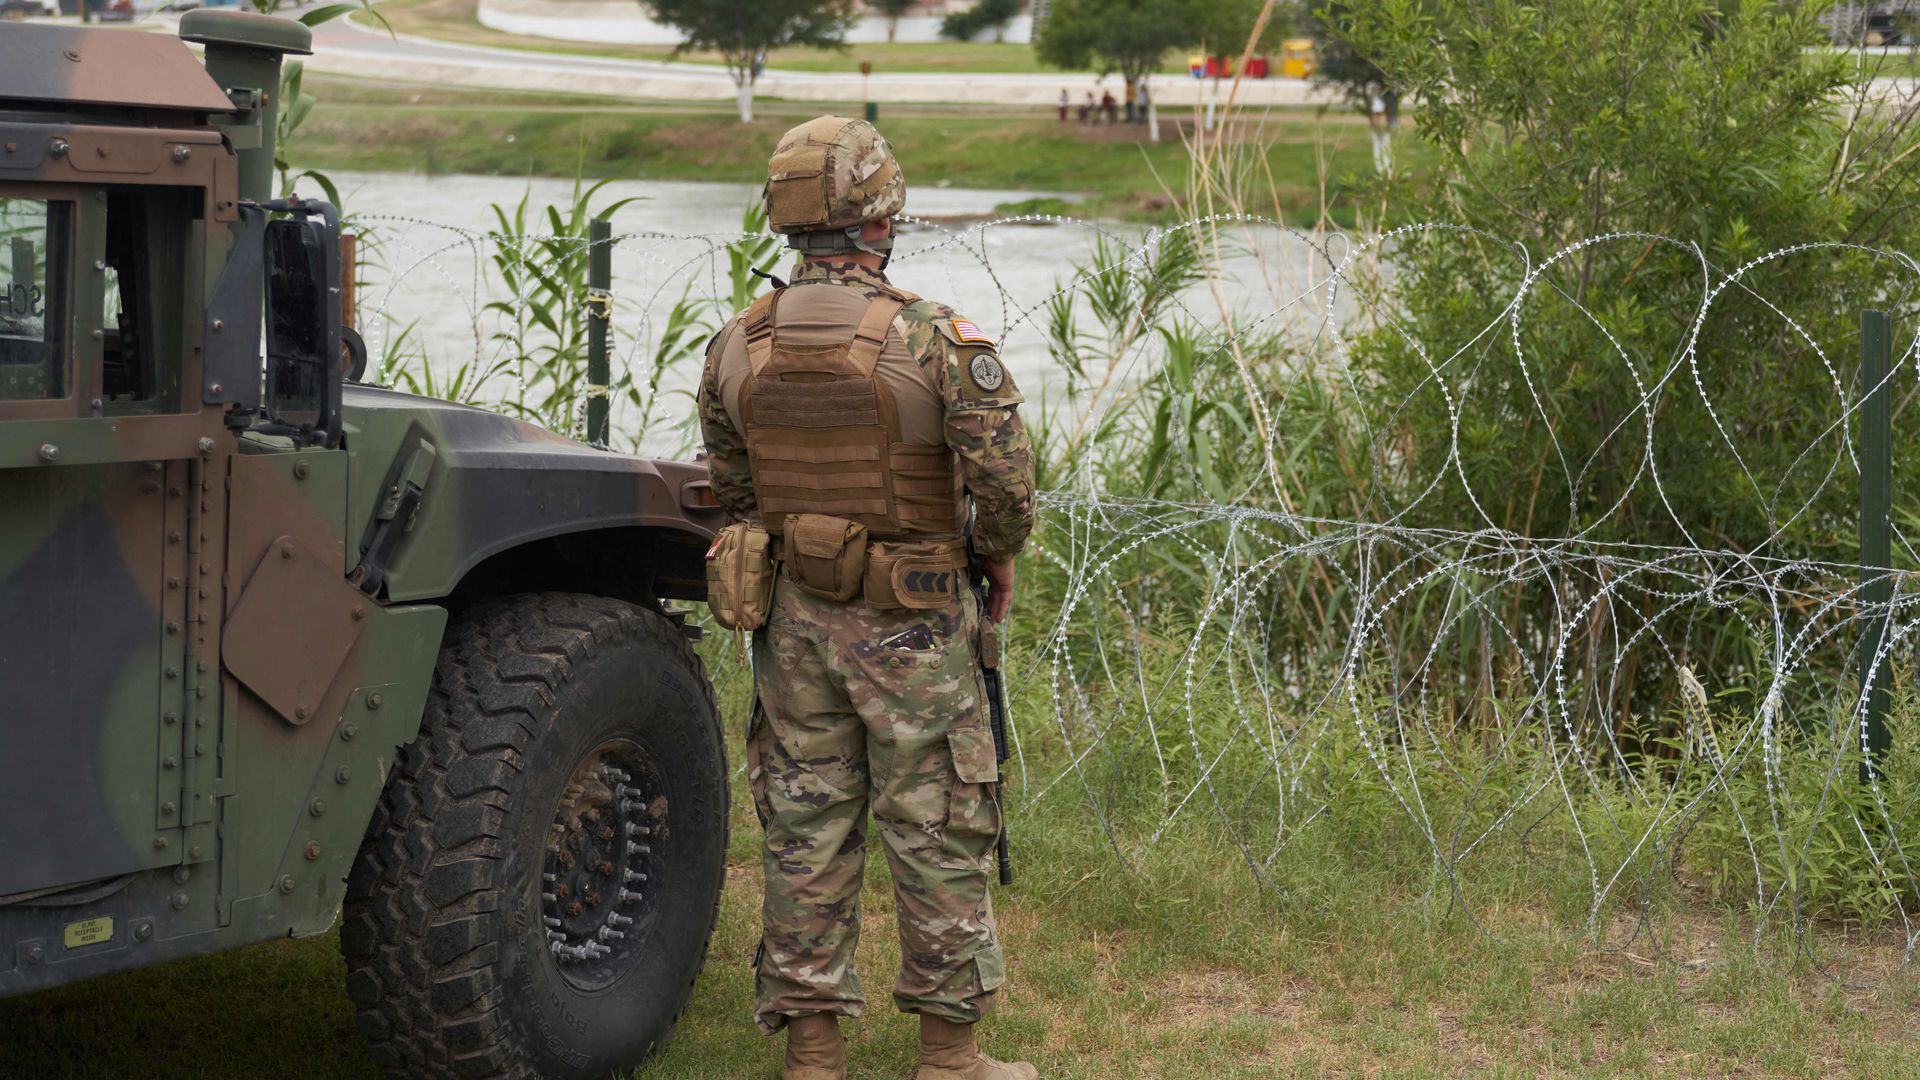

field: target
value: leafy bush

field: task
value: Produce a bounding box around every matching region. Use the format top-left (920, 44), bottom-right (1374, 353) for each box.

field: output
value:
top-left (940, 0), bottom-right (1021, 43)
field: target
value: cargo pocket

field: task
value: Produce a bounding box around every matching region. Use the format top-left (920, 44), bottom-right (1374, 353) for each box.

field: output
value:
top-left (973, 946), bottom-right (1007, 996)
top-left (744, 699), bottom-right (775, 831)
top-left (937, 726), bottom-right (1001, 870)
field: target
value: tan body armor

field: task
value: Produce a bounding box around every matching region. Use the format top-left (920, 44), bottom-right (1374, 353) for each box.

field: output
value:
top-left (737, 285), bottom-right (967, 608)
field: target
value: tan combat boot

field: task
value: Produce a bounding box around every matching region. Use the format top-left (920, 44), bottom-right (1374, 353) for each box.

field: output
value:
top-left (915, 1014), bottom-right (1038, 1080)
top-left (784, 1012), bottom-right (847, 1080)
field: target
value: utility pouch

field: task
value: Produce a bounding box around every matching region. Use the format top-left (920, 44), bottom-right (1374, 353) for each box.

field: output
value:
top-left (705, 523), bottom-right (774, 631)
top-left (864, 543), bottom-right (962, 611)
top-left (890, 554), bottom-right (960, 610)
top-left (784, 513), bottom-right (868, 602)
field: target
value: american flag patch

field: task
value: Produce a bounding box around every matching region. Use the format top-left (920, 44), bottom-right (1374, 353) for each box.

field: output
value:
top-left (950, 318), bottom-right (993, 344)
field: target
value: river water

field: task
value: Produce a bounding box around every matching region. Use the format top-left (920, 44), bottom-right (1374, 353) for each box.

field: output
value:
top-left (328, 170), bottom-right (1357, 453)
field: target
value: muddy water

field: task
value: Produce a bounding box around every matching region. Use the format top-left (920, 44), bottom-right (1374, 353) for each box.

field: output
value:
top-left (329, 170), bottom-right (1355, 453)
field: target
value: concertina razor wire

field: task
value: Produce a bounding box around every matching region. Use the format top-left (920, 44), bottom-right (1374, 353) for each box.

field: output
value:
top-left (342, 203), bottom-right (1920, 973)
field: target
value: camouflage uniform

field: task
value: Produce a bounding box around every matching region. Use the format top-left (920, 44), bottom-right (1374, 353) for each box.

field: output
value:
top-left (698, 258), bottom-right (1035, 1034)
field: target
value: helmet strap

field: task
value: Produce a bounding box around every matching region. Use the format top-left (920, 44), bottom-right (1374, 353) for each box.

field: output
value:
top-left (849, 224), bottom-right (893, 260)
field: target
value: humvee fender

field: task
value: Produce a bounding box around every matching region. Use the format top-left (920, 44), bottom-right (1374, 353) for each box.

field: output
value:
top-left (0, 13), bottom-right (729, 1078)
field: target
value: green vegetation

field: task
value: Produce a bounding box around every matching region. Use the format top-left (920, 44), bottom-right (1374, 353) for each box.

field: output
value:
top-left (291, 77), bottom-right (1418, 224)
top-left (638, 0), bottom-right (855, 120)
top-left (1034, 0), bottom-right (1284, 83)
top-left (11, 5), bottom-right (1920, 1076)
top-left (3, 653), bottom-right (1917, 1078)
top-left (939, 0), bottom-right (1019, 43)
top-left (1293, 0), bottom-right (1920, 730)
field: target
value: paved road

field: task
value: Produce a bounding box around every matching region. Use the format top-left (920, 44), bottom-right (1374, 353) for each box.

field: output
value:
top-left (300, 14), bottom-right (1334, 109)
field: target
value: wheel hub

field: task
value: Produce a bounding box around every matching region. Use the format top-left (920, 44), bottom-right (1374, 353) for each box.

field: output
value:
top-left (540, 740), bottom-right (663, 988)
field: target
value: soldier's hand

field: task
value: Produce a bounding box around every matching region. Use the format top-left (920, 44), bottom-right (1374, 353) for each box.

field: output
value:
top-left (982, 558), bottom-right (1016, 623)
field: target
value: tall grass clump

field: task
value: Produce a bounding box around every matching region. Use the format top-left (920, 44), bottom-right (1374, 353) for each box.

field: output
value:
top-left (361, 177), bottom-right (782, 454)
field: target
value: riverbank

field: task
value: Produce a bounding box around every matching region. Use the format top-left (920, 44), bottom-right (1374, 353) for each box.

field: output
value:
top-left (293, 78), bottom-right (1413, 225)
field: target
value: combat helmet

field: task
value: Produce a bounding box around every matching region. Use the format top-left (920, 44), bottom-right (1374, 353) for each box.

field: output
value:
top-left (764, 115), bottom-right (905, 259)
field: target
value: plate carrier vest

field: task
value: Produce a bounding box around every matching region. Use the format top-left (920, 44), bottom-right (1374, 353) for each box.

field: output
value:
top-left (738, 285), bottom-right (966, 550)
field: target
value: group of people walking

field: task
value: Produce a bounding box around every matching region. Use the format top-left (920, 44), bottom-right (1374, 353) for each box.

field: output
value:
top-left (1058, 78), bottom-right (1151, 125)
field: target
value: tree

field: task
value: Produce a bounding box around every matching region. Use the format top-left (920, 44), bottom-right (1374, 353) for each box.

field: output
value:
top-left (1307, 1), bottom-right (1389, 111)
top-left (642, 0), bottom-right (856, 122)
top-left (1200, 0), bottom-right (1295, 56)
top-left (1320, 0), bottom-right (1920, 720)
top-left (1035, 0), bottom-right (1206, 139)
top-left (1034, 0), bottom-right (1199, 83)
top-left (869, 0), bottom-right (915, 43)
top-left (940, 0), bottom-right (1021, 42)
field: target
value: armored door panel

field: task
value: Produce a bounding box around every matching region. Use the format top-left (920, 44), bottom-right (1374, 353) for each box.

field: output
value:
top-left (0, 461), bottom-right (178, 896)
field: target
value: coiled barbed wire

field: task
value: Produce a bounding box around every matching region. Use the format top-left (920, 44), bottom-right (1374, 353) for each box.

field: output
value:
top-left (341, 204), bottom-right (1920, 973)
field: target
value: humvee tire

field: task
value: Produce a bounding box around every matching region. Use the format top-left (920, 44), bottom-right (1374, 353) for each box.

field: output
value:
top-left (340, 593), bottom-right (728, 1079)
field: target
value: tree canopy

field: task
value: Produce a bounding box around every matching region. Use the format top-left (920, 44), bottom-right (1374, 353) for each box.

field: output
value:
top-left (1328, 0), bottom-right (1920, 559)
top-left (641, 0), bottom-right (853, 119)
top-left (940, 0), bottom-right (1020, 43)
top-left (1307, 1), bottom-right (1391, 110)
top-left (1035, 0), bottom-right (1291, 79)
top-left (1033, 0), bottom-right (1201, 81)
top-left (641, 0), bottom-right (854, 80)
top-left (868, 0), bottom-right (915, 43)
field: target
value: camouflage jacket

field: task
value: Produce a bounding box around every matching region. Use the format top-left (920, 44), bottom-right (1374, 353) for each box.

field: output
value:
top-left (697, 259), bottom-right (1035, 561)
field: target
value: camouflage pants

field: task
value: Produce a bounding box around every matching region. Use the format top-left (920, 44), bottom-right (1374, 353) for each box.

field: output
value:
top-left (747, 576), bottom-right (1005, 1034)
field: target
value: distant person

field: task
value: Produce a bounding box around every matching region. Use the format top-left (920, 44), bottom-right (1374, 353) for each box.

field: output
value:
top-left (1100, 87), bottom-right (1117, 124)
top-left (1123, 78), bottom-right (1137, 123)
top-left (1080, 90), bottom-right (1095, 124)
top-left (1059, 88), bottom-right (1069, 122)
top-left (1136, 79), bottom-right (1151, 125)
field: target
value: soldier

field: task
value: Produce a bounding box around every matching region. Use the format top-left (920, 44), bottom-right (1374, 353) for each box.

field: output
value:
top-left (698, 116), bottom-right (1038, 1080)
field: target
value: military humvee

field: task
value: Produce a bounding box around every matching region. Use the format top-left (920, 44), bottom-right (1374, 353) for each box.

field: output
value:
top-left (0, 13), bottom-right (731, 1078)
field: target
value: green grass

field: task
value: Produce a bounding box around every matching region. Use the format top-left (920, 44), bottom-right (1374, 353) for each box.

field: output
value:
top-left (4, 659), bottom-right (1918, 1079)
top-left (363, 0), bottom-right (1202, 76)
top-left (293, 78), bottom-right (1411, 225)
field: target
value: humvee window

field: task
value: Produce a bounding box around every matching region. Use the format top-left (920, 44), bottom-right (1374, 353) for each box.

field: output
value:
top-left (0, 198), bottom-right (69, 401)
top-left (101, 188), bottom-right (191, 410)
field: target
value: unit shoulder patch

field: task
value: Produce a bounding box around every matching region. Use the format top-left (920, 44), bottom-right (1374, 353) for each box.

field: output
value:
top-left (967, 352), bottom-right (1006, 393)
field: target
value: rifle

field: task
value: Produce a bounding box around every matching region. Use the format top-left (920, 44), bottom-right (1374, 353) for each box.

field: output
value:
top-left (967, 545), bottom-right (1014, 887)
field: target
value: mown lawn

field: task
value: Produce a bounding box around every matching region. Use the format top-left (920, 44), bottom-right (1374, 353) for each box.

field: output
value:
top-left (4, 694), bottom-right (1918, 1079)
top-left (293, 78), bottom-right (1412, 225)
top-left (363, 0), bottom-right (1203, 76)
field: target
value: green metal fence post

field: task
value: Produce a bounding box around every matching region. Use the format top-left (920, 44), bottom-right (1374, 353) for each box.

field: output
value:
top-left (1860, 309), bottom-right (1893, 784)
top-left (586, 218), bottom-right (612, 450)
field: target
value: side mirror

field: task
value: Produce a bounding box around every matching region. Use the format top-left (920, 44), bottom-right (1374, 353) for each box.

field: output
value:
top-left (260, 200), bottom-right (342, 446)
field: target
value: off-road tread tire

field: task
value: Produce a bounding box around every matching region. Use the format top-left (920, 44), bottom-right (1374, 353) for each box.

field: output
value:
top-left (339, 592), bottom-right (727, 1080)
